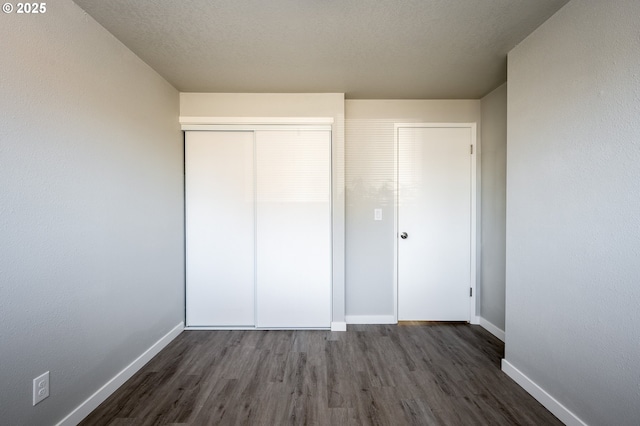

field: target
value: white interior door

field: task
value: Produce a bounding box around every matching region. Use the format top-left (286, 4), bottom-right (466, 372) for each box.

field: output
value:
top-left (397, 126), bottom-right (472, 321)
top-left (185, 131), bottom-right (255, 326)
top-left (255, 130), bottom-right (332, 328)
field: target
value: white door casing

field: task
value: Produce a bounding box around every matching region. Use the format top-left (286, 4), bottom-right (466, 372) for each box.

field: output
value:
top-left (395, 124), bottom-right (477, 322)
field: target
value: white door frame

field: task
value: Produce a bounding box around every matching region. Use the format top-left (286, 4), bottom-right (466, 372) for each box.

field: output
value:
top-left (183, 123), bottom-right (334, 330)
top-left (393, 123), bottom-right (478, 323)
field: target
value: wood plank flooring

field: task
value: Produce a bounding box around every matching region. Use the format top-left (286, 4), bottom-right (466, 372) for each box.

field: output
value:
top-left (80, 324), bottom-right (562, 425)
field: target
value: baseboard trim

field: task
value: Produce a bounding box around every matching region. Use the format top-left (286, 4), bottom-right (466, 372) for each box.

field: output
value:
top-left (479, 317), bottom-right (505, 341)
top-left (331, 321), bottom-right (347, 331)
top-left (345, 315), bottom-right (396, 324)
top-left (501, 359), bottom-right (587, 426)
top-left (57, 322), bottom-right (184, 426)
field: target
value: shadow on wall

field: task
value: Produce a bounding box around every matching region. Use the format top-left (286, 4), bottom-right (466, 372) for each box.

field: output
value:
top-left (345, 178), bottom-right (397, 315)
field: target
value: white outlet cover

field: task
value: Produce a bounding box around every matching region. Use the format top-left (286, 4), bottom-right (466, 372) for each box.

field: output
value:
top-left (33, 371), bottom-right (49, 406)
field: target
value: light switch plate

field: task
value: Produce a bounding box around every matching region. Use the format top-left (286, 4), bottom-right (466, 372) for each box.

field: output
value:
top-left (374, 208), bottom-right (382, 221)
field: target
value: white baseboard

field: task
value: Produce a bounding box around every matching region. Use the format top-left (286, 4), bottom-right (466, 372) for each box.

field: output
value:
top-left (470, 315), bottom-right (481, 325)
top-left (479, 317), bottom-right (505, 341)
top-left (346, 315), bottom-right (396, 324)
top-left (57, 322), bottom-right (184, 426)
top-left (331, 321), bottom-right (347, 331)
top-left (185, 326), bottom-right (256, 330)
top-left (501, 359), bottom-right (587, 426)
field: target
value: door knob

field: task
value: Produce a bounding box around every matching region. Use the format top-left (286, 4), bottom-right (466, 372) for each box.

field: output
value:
top-left (400, 232), bottom-right (408, 239)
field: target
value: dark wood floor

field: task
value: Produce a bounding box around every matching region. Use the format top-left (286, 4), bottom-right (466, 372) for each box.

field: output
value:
top-left (80, 324), bottom-right (562, 425)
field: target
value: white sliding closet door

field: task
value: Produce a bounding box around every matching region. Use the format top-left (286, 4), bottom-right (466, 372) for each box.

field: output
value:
top-left (185, 131), bottom-right (255, 327)
top-left (255, 130), bottom-right (332, 328)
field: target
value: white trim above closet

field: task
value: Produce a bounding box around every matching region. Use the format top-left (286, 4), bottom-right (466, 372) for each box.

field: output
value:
top-left (182, 124), bottom-right (332, 132)
top-left (180, 116), bottom-right (334, 128)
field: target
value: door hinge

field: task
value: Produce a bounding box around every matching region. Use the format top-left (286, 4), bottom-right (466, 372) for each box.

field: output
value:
top-left (470, 145), bottom-right (474, 154)
top-left (470, 287), bottom-right (473, 297)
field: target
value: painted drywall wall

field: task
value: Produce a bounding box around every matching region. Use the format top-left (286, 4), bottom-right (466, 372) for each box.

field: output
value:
top-left (345, 100), bottom-right (480, 321)
top-left (505, 0), bottom-right (640, 424)
top-left (0, 1), bottom-right (184, 424)
top-left (480, 84), bottom-right (507, 332)
top-left (180, 93), bottom-right (346, 324)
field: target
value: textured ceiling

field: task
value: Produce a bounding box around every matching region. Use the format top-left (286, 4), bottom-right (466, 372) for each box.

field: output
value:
top-left (72, 0), bottom-right (569, 99)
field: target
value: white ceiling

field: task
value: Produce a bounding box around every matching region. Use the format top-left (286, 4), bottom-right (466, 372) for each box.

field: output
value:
top-left (72, 0), bottom-right (569, 99)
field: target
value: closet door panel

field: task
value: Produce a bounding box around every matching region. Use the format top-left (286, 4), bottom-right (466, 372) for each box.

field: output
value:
top-left (185, 131), bottom-right (255, 326)
top-left (256, 130), bottom-right (331, 328)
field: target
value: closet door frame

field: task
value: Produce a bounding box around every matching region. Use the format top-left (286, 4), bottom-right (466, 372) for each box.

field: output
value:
top-left (184, 123), bottom-right (334, 330)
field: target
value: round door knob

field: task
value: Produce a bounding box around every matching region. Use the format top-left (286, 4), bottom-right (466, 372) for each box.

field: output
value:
top-left (400, 232), bottom-right (408, 239)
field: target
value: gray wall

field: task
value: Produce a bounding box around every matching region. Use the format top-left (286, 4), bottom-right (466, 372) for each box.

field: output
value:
top-left (480, 84), bottom-right (507, 331)
top-left (506, 0), bottom-right (640, 424)
top-left (345, 100), bottom-right (480, 320)
top-left (0, 1), bottom-right (184, 424)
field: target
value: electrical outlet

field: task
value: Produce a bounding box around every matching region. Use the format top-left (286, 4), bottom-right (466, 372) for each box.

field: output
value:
top-left (32, 371), bottom-right (49, 406)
